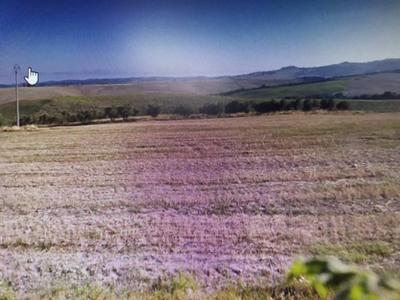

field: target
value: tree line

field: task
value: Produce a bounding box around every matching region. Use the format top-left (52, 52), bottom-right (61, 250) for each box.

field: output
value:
top-left (7, 99), bottom-right (350, 126)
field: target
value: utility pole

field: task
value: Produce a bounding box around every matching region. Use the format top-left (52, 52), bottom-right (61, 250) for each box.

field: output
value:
top-left (14, 64), bottom-right (20, 127)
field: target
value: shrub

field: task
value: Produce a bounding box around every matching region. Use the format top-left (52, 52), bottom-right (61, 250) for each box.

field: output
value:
top-left (336, 101), bottom-right (350, 110)
top-left (287, 256), bottom-right (400, 299)
top-left (173, 105), bottom-right (194, 117)
top-left (199, 103), bottom-right (224, 115)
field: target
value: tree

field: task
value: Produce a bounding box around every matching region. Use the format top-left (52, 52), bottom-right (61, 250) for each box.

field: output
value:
top-left (270, 99), bottom-right (281, 112)
top-left (290, 99), bottom-right (301, 110)
top-left (0, 114), bottom-right (3, 127)
top-left (68, 114), bottom-right (78, 123)
top-left (173, 105), bottom-right (194, 117)
top-left (82, 110), bottom-right (94, 123)
top-left (38, 114), bottom-right (48, 125)
top-left (279, 99), bottom-right (289, 111)
top-left (253, 101), bottom-right (271, 113)
top-left (147, 104), bottom-right (161, 117)
top-left (117, 105), bottom-right (130, 121)
top-left (117, 104), bottom-right (137, 121)
top-left (76, 112), bottom-right (85, 123)
top-left (302, 99), bottom-right (312, 111)
top-left (224, 101), bottom-right (250, 114)
top-left (336, 101), bottom-right (350, 110)
top-left (104, 106), bottom-right (119, 122)
top-left (320, 99), bottom-right (335, 111)
top-left (199, 103), bottom-right (224, 115)
top-left (20, 115), bottom-right (31, 126)
top-left (311, 99), bottom-right (319, 109)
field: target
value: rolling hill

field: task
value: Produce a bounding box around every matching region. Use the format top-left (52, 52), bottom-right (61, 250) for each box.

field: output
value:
top-left (240, 59), bottom-right (400, 79)
top-left (0, 58), bottom-right (399, 106)
top-left (221, 72), bottom-right (400, 99)
top-left (0, 78), bottom-right (300, 105)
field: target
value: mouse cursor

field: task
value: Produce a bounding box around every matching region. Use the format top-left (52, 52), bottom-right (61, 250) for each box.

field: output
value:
top-left (24, 67), bottom-right (39, 86)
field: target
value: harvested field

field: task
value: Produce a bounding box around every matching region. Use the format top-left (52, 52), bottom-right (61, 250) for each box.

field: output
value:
top-left (0, 113), bottom-right (399, 298)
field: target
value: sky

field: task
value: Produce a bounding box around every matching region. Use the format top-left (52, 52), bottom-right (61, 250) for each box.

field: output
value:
top-left (0, 0), bottom-right (400, 83)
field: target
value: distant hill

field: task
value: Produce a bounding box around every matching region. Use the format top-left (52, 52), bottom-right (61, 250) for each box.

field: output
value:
top-left (241, 59), bottom-right (400, 80)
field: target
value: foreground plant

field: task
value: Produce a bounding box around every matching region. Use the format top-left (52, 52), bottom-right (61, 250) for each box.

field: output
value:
top-left (287, 256), bottom-right (400, 300)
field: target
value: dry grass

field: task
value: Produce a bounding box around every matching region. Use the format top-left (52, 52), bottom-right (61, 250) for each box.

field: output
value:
top-left (0, 113), bottom-right (399, 298)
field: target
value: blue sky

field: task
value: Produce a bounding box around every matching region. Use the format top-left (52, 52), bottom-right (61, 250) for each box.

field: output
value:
top-left (0, 0), bottom-right (399, 83)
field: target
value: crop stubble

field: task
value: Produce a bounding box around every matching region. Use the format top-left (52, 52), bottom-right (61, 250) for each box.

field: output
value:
top-left (0, 113), bottom-right (399, 294)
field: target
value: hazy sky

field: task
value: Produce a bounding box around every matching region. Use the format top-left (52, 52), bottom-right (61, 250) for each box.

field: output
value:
top-left (1, 0), bottom-right (399, 83)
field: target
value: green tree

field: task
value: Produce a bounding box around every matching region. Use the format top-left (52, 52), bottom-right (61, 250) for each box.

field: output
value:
top-left (104, 106), bottom-right (119, 121)
top-left (320, 99), bottom-right (335, 111)
top-left (225, 101), bottom-right (250, 114)
top-left (173, 105), bottom-right (194, 117)
top-left (291, 98), bottom-right (301, 110)
top-left (336, 101), bottom-right (350, 110)
top-left (147, 104), bottom-right (161, 117)
top-left (199, 103), bottom-right (224, 115)
top-left (117, 104), bottom-right (137, 121)
top-left (76, 112), bottom-right (85, 123)
top-left (0, 113), bottom-right (3, 127)
top-left (302, 99), bottom-right (312, 111)
top-left (20, 115), bottom-right (31, 126)
top-left (82, 110), bottom-right (94, 123)
top-left (253, 101), bottom-right (271, 113)
top-left (38, 114), bottom-right (48, 124)
top-left (61, 111), bottom-right (69, 124)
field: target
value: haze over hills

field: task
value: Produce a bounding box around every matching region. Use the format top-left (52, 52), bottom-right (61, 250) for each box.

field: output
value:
top-left (0, 59), bottom-right (400, 104)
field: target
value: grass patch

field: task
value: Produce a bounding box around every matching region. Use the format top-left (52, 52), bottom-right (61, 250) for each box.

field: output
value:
top-left (0, 278), bottom-right (16, 300)
top-left (309, 241), bottom-right (393, 264)
top-left (4, 274), bottom-right (324, 300)
top-left (0, 99), bottom-right (52, 123)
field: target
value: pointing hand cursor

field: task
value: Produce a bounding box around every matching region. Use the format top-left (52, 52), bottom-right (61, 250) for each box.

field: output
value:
top-left (24, 67), bottom-right (39, 86)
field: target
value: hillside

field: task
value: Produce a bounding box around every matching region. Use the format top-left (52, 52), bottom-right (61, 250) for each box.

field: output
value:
top-left (222, 72), bottom-right (400, 99)
top-left (345, 72), bottom-right (400, 96)
top-left (0, 78), bottom-right (299, 105)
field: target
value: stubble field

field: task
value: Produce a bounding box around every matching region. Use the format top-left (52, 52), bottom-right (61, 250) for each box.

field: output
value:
top-left (0, 112), bottom-right (399, 298)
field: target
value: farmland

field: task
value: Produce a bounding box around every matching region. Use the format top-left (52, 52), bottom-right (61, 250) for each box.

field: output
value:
top-left (0, 113), bottom-right (400, 298)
